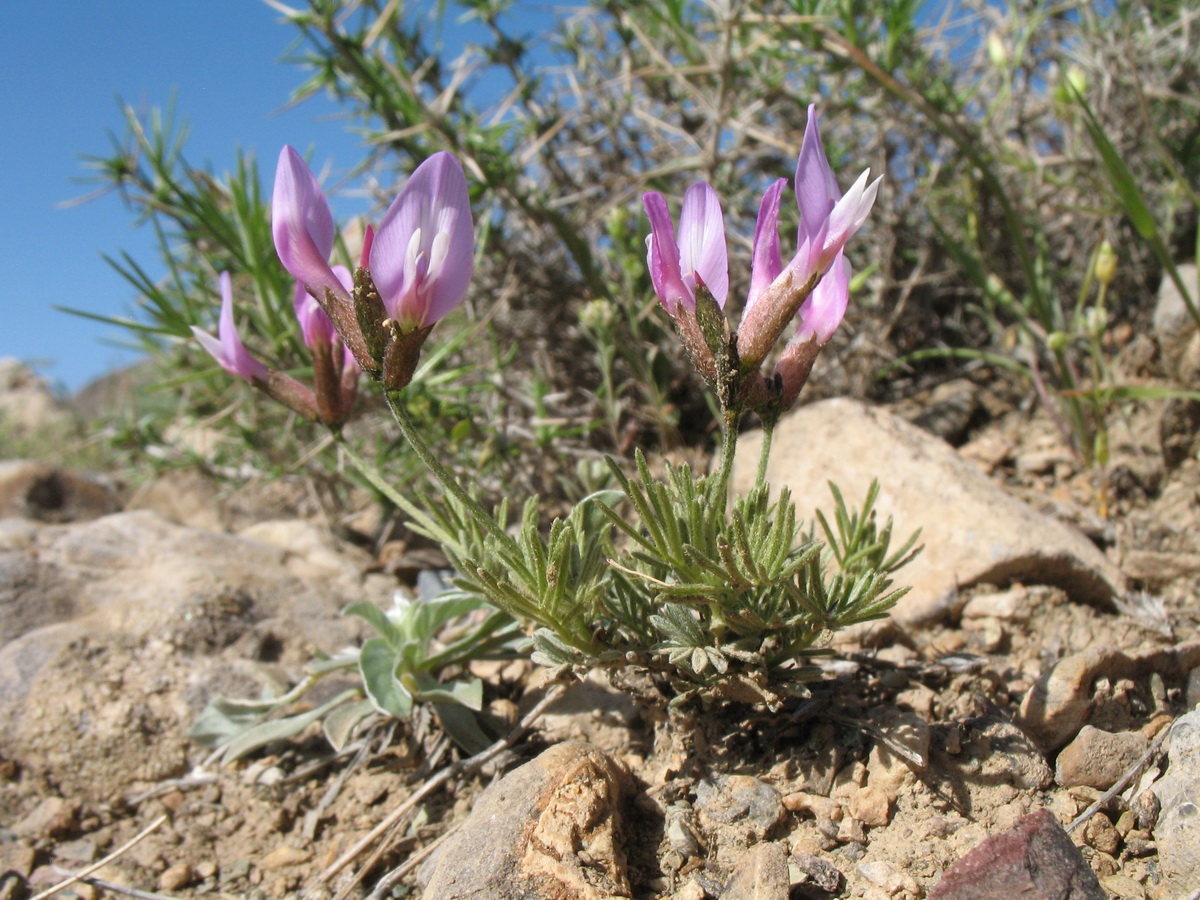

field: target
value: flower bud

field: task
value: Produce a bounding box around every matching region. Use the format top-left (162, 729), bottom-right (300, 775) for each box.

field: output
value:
top-left (1095, 240), bottom-right (1117, 287)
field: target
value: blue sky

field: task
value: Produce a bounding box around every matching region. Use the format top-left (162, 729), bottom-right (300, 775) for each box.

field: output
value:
top-left (2, 3), bottom-right (385, 393)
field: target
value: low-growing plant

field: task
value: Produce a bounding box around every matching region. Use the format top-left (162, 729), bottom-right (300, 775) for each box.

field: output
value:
top-left (191, 586), bottom-right (520, 761)
top-left (189, 102), bottom-right (918, 760)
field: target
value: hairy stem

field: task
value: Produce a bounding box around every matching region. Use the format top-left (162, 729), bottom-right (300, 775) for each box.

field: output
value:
top-left (380, 389), bottom-right (513, 546)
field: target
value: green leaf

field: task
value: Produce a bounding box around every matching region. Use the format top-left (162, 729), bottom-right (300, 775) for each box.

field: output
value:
top-left (403, 672), bottom-right (484, 711)
top-left (345, 600), bottom-right (404, 648)
top-left (433, 703), bottom-right (492, 755)
top-left (219, 689), bottom-right (360, 765)
top-left (359, 638), bottom-right (414, 718)
top-left (323, 699), bottom-right (376, 752)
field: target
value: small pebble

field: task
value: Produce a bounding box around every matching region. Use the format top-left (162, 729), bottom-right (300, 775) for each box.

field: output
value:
top-left (1082, 813), bottom-right (1122, 855)
top-left (260, 844), bottom-right (311, 870)
top-left (782, 792), bottom-right (840, 821)
top-left (194, 860), bottom-right (218, 880)
top-left (849, 786), bottom-right (891, 828)
top-left (858, 859), bottom-right (920, 894)
top-left (159, 862), bottom-right (193, 892)
top-left (673, 880), bottom-right (706, 900)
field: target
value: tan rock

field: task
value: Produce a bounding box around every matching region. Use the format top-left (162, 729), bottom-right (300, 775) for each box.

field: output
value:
top-left (1018, 642), bottom-right (1200, 750)
top-left (259, 845), bottom-right (311, 870)
top-left (732, 399), bottom-right (1126, 629)
top-left (1055, 726), bottom-right (1149, 790)
top-left (848, 786), bottom-right (891, 828)
top-left (419, 742), bottom-right (632, 900)
top-left (721, 842), bottom-right (789, 900)
top-left (865, 708), bottom-right (931, 798)
top-left (158, 862), bottom-right (194, 891)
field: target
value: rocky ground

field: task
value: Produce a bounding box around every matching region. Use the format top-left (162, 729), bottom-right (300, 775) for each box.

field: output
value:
top-left (2, 269), bottom-right (1200, 900)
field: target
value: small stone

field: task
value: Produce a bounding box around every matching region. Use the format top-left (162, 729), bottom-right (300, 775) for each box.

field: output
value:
top-left (673, 881), bottom-right (706, 900)
top-left (836, 816), bottom-right (866, 845)
top-left (1099, 874), bottom-right (1147, 899)
top-left (929, 808), bottom-right (1105, 900)
top-left (1056, 726), bottom-right (1149, 789)
top-left (159, 790), bottom-right (186, 813)
top-left (1082, 813), bottom-right (1122, 856)
top-left (259, 845), bottom-right (311, 870)
top-left (857, 860), bottom-right (920, 895)
top-left (159, 862), bottom-right (194, 891)
top-left (782, 792), bottom-right (841, 821)
top-left (11, 797), bottom-right (79, 840)
top-left (1018, 642), bottom-right (1200, 751)
top-left (866, 708), bottom-right (931, 798)
top-left (257, 766), bottom-right (285, 786)
top-left (961, 586), bottom-right (1028, 620)
top-left (1152, 707), bottom-right (1200, 892)
top-left (220, 858), bottom-right (252, 884)
top-left (194, 860), bottom-right (218, 880)
top-left (694, 775), bottom-right (784, 836)
top-left (350, 772), bottom-right (391, 807)
top-left (418, 742), bottom-right (630, 899)
top-left (53, 840), bottom-right (97, 864)
top-left (1132, 790), bottom-right (1160, 831)
top-left (790, 852), bottom-right (842, 892)
top-left (1114, 809), bottom-right (1136, 838)
top-left (849, 786), bottom-right (891, 828)
top-left (722, 842), bottom-right (788, 900)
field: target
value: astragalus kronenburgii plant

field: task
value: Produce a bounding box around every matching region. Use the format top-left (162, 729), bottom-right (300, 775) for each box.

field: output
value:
top-left (194, 114), bottom-right (916, 738)
top-left (395, 106), bottom-right (916, 708)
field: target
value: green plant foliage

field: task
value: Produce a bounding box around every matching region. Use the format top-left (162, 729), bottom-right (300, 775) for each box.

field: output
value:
top-left (399, 443), bottom-right (918, 707)
top-left (191, 589), bottom-right (521, 760)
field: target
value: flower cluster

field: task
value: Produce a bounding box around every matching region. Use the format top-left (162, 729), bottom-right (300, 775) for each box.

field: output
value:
top-left (643, 105), bottom-right (880, 418)
top-left (197, 105), bottom-right (873, 431)
top-left (272, 147), bottom-right (474, 391)
top-left (194, 147), bottom-right (476, 421)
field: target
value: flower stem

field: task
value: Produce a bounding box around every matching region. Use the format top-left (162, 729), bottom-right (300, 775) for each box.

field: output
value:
top-left (382, 388), bottom-right (512, 546)
top-left (712, 409), bottom-right (741, 508)
top-left (756, 418), bottom-right (776, 488)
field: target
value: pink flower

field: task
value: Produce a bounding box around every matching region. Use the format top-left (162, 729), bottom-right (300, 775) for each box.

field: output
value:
top-left (738, 105), bottom-right (880, 370)
top-left (773, 250), bottom-right (851, 410)
top-left (643, 182), bottom-right (729, 315)
top-left (191, 272), bottom-right (268, 383)
top-left (794, 250), bottom-right (851, 347)
top-left (370, 151), bottom-right (475, 331)
top-left (272, 147), bottom-right (351, 308)
top-left (293, 269), bottom-right (360, 425)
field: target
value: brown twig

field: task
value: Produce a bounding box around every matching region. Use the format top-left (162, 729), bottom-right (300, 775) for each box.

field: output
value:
top-left (365, 825), bottom-right (457, 900)
top-left (51, 871), bottom-right (179, 900)
top-left (31, 815), bottom-right (167, 900)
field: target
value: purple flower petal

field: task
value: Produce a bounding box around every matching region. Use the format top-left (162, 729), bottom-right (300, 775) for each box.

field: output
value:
top-left (372, 151), bottom-right (474, 329)
top-left (192, 272), bottom-right (268, 382)
top-left (677, 182), bottom-right (728, 307)
top-left (746, 178), bottom-right (787, 314)
top-left (272, 146), bottom-right (350, 304)
top-left (793, 250), bottom-right (851, 345)
top-left (643, 191), bottom-right (688, 314)
top-left (794, 105), bottom-right (841, 247)
top-left (642, 184), bottom-right (729, 314)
